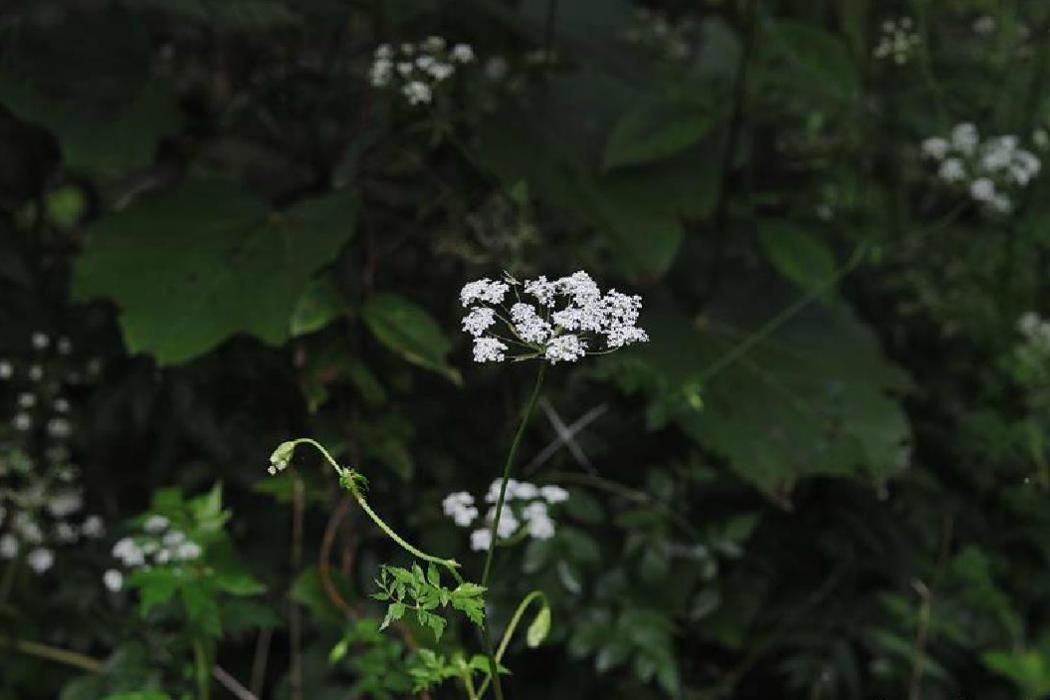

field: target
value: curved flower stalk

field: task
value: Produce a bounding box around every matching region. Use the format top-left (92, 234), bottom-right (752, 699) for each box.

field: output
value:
top-left (269, 439), bottom-right (462, 577)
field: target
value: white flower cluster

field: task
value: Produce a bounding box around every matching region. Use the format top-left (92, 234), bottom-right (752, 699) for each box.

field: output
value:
top-left (460, 271), bottom-right (648, 365)
top-left (105, 514), bottom-right (202, 592)
top-left (1, 331), bottom-right (105, 575)
top-left (921, 124), bottom-right (1042, 214)
top-left (623, 7), bottom-right (697, 62)
top-left (443, 480), bottom-right (569, 551)
top-left (873, 18), bottom-right (921, 64)
top-left (1018, 312), bottom-right (1050, 354)
top-left (370, 37), bottom-right (475, 106)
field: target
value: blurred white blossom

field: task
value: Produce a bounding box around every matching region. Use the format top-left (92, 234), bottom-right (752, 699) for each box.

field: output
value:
top-left (873, 18), bottom-right (921, 65)
top-left (921, 123), bottom-right (1041, 215)
top-left (445, 478), bottom-right (570, 550)
top-left (370, 38), bottom-right (476, 107)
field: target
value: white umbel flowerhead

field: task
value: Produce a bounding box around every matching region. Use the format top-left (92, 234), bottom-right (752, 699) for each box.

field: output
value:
top-left (369, 38), bottom-right (476, 107)
top-left (921, 123), bottom-right (1041, 216)
top-left (459, 271), bottom-right (648, 365)
top-left (450, 478), bottom-right (570, 550)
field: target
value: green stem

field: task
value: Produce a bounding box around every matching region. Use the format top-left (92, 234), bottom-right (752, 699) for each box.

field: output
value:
top-left (476, 592), bottom-right (548, 698)
top-left (193, 638), bottom-right (210, 700)
top-left (2, 638), bottom-right (103, 673)
top-left (477, 363), bottom-right (547, 700)
top-left (279, 438), bottom-right (461, 574)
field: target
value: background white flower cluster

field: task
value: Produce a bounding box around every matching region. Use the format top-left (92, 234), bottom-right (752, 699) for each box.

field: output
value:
top-left (921, 123), bottom-right (1042, 214)
top-left (460, 271), bottom-right (648, 365)
top-left (873, 17), bottom-right (921, 64)
top-left (442, 479), bottom-right (569, 551)
top-left (105, 514), bottom-right (203, 592)
top-left (369, 37), bottom-right (475, 106)
top-left (623, 7), bottom-right (697, 62)
top-left (0, 331), bottom-right (105, 574)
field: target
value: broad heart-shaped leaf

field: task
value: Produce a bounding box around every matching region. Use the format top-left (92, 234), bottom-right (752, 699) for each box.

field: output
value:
top-left (613, 293), bottom-right (911, 495)
top-left (362, 293), bottom-right (462, 385)
top-left (73, 180), bottom-right (357, 364)
top-left (604, 102), bottom-right (713, 171)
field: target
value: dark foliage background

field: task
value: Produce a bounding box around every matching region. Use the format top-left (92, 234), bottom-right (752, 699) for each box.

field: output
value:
top-left (2, 0), bottom-right (1050, 698)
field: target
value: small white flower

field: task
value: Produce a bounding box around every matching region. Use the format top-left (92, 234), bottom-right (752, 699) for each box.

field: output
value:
top-left (375, 43), bottom-right (393, 60)
top-left (524, 276), bottom-right (556, 307)
top-left (938, 158), bottom-right (966, 183)
top-left (973, 15), bottom-right (996, 35)
top-left (175, 542), bottom-right (202, 561)
top-left (527, 513), bottom-right (555, 540)
top-left (989, 194), bottom-right (1013, 214)
top-left (921, 137), bottom-right (949, 160)
top-left (509, 481), bottom-right (539, 500)
top-left (81, 515), bottom-right (105, 539)
top-left (0, 360), bottom-right (12, 379)
top-left (510, 303), bottom-right (551, 344)
top-left (473, 337), bottom-right (508, 363)
top-left (397, 61), bottom-right (414, 77)
top-left (162, 530), bottom-right (186, 546)
top-left (462, 307), bottom-right (497, 337)
top-left (47, 418), bottom-right (72, 440)
top-left (0, 534), bottom-right (18, 559)
top-left (103, 569), bottom-right (124, 592)
top-left (113, 537), bottom-right (145, 567)
top-left (18, 393), bottom-right (36, 409)
top-left (143, 515), bottom-right (170, 533)
top-left (540, 485), bottom-right (570, 504)
top-left (460, 278), bottom-right (510, 307)
top-left (31, 332), bottom-right (49, 350)
top-left (370, 58), bottom-right (393, 87)
top-left (470, 528), bottom-right (492, 551)
top-left (1035, 129), bottom-right (1050, 150)
top-left (53, 397), bottom-right (70, 413)
top-left (442, 491), bottom-right (479, 527)
top-left (17, 519), bottom-right (43, 544)
top-left (451, 44), bottom-right (475, 63)
top-left (402, 80), bottom-right (432, 105)
top-left (545, 334), bottom-right (588, 364)
top-left (970, 177), bottom-right (996, 202)
top-left (13, 413), bottom-right (31, 431)
top-left (28, 365), bottom-right (43, 381)
top-left (57, 337), bottom-right (73, 355)
top-left (428, 62), bottom-right (454, 81)
top-left (47, 491), bottom-right (82, 518)
top-left (27, 548), bottom-right (54, 573)
top-left (423, 36), bottom-right (446, 53)
top-left (952, 122), bottom-right (979, 155)
top-left (155, 549), bottom-right (171, 564)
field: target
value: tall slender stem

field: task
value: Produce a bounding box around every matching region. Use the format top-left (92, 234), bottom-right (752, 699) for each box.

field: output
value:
top-left (478, 364), bottom-right (546, 700)
top-left (193, 638), bottom-right (211, 700)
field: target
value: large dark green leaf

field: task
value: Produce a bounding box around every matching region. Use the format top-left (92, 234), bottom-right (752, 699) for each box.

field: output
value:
top-left (73, 180), bottom-right (357, 364)
top-left (0, 8), bottom-right (180, 176)
top-left (612, 296), bottom-right (911, 494)
top-left (604, 103), bottom-right (713, 171)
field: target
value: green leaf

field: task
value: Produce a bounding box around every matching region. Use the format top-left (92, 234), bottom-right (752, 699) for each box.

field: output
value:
top-left (0, 7), bottom-right (180, 177)
top-left (362, 293), bottom-right (461, 384)
top-left (614, 299), bottom-right (912, 494)
top-left (766, 20), bottom-right (860, 104)
top-left (213, 571), bottom-right (266, 596)
top-left (181, 585), bottom-right (222, 637)
top-left (604, 103), bottom-right (712, 171)
top-left (127, 568), bottom-right (180, 617)
top-left (526, 604), bottom-right (551, 648)
top-left (73, 180), bottom-right (357, 364)
top-left (758, 222), bottom-right (838, 297)
top-left (290, 274), bottom-right (346, 336)
top-left (381, 602), bottom-right (406, 630)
